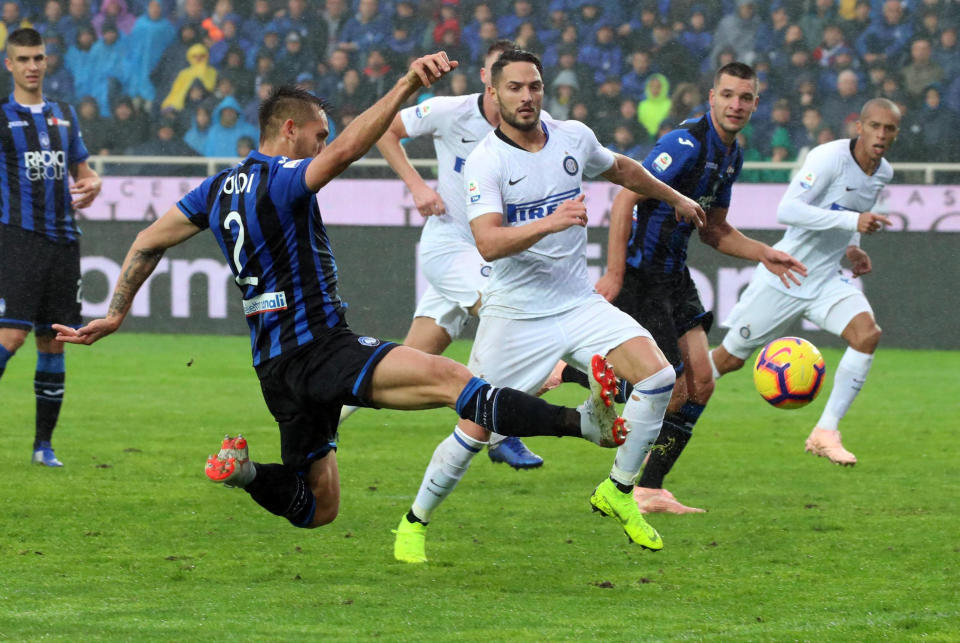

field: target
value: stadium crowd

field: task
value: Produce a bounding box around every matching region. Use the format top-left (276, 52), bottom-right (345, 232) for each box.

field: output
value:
top-left (8, 0), bottom-right (960, 169)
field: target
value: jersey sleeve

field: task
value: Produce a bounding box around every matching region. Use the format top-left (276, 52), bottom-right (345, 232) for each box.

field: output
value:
top-left (571, 121), bottom-right (616, 177)
top-left (464, 145), bottom-right (504, 221)
top-left (777, 145), bottom-right (858, 232)
top-left (270, 156), bottom-right (314, 205)
top-left (176, 176), bottom-right (215, 229)
top-left (67, 104), bottom-right (90, 164)
top-left (399, 96), bottom-right (457, 139)
top-left (641, 130), bottom-right (699, 188)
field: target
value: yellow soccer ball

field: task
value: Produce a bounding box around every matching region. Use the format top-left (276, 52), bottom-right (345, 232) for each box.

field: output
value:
top-left (753, 337), bottom-right (826, 409)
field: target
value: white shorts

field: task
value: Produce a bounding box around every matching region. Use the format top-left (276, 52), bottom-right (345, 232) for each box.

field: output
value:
top-left (468, 294), bottom-right (651, 394)
top-left (721, 273), bottom-right (874, 360)
top-left (414, 245), bottom-right (491, 339)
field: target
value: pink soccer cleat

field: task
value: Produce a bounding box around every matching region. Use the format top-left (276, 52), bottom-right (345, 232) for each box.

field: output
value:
top-left (805, 427), bottom-right (857, 466)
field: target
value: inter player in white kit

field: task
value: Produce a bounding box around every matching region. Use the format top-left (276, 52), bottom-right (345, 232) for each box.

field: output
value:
top-left (393, 50), bottom-right (707, 563)
top-left (341, 41), bottom-right (544, 469)
top-left (711, 98), bottom-right (900, 466)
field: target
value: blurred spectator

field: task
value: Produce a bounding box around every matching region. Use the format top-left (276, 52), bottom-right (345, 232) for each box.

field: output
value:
top-left (497, 0), bottom-right (534, 40)
top-left (579, 24), bottom-right (622, 86)
top-left (678, 5), bottom-right (712, 64)
top-left (514, 22), bottom-right (542, 56)
top-left (126, 121), bottom-right (198, 174)
top-left (756, 3), bottom-right (791, 55)
top-left (43, 44), bottom-right (75, 103)
top-left (818, 46), bottom-right (862, 95)
top-left (34, 0), bottom-right (64, 37)
top-left (650, 20), bottom-right (697, 85)
top-left (591, 76), bottom-right (623, 143)
top-left (178, 0), bottom-right (207, 28)
top-left (244, 80), bottom-right (272, 124)
top-left (544, 69), bottom-right (580, 121)
top-left (66, 27), bottom-right (106, 115)
top-left (76, 96), bottom-right (110, 154)
top-left (315, 48), bottom-right (351, 99)
top-left (537, 7), bottom-right (568, 49)
top-left (252, 53), bottom-right (276, 97)
top-left (542, 23), bottom-right (577, 70)
top-left (665, 0), bottom-right (721, 29)
top-left (123, 0), bottom-right (175, 104)
top-left (104, 96), bottom-right (148, 153)
top-left (203, 96), bottom-right (257, 157)
top-left (236, 135), bottom-right (255, 157)
top-left (436, 23), bottom-right (470, 67)
top-left (710, 0), bottom-right (760, 67)
top-left (161, 43), bottom-right (217, 111)
top-left (902, 84), bottom-right (958, 161)
top-left (471, 21), bottom-right (500, 67)
top-left (242, 0), bottom-right (274, 46)
top-left (615, 97), bottom-right (643, 141)
top-left (813, 23), bottom-right (848, 67)
top-left (606, 124), bottom-right (645, 159)
top-left (200, 0), bottom-right (234, 42)
top-left (385, 21), bottom-right (418, 69)
top-left (572, 1), bottom-right (611, 45)
top-left (208, 16), bottom-right (248, 68)
top-left (762, 126), bottom-right (796, 182)
top-left (913, 8), bottom-right (942, 43)
top-left (864, 63), bottom-right (889, 97)
top-left (667, 82), bottom-right (705, 126)
top-left (902, 37), bottom-right (944, 100)
top-left (153, 22), bottom-right (201, 100)
top-left (797, 106), bottom-right (826, 153)
top-left (618, 3), bottom-right (656, 53)
top-left (621, 50), bottom-right (652, 102)
top-left (934, 27), bottom-right (960, 81)
top-left (58, 0), bottom-right (94, 52)
top-left (93, 0), bottom-right (135, 37)
top-left (736, 125), bottom-right (764, 183)
top-left (757, 98), bottom-right (797, 157)
top-left (184, 104), bottom-right (212, 154)
top-left (823, 69), bottom-right (865, 133)
top-left (840, 0), bottom-right (872, 43)
top-left (220, 46), bottom-right (254, 100)
top-left (362, 48), bottom-right (397, 97)
top-left (0, 1), bottom-right (32, 50)
top-left (856, 0), bottom-right (912, 66)
top-left (771, 42), bottom-right (817, 99)
top-left (637, 73), bottom-right (671, 139)
top-left (89, 21), bottom-right (127, 113)
top-left (275, 31), bottom-right (313, 85)
top-left (248, 27), bottom-right (282, 69)
top-left (945, 74), bottom-right (960, 114)
top-left (798, 0), bottom-right (837, 50)
top-left (338, 0), bottom-right (391, 55)
top-left (319, 0), bottom-right (351, 58)
top-left (461, 2), bottom-right (492, 59)
top-left (571, 101), bottom-right (590, 123)
top-left (269, 0), bottom-right (325, 55)
top-left (334, 68), bottom-right (373, 128)
top-left (445, 71), bottom-right (468, 97)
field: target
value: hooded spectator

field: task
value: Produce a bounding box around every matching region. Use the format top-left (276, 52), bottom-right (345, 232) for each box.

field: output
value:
top-left (153, 22), bottom-right (202, 100)
top-left (92, 0), bottom-right (134, 36)
top-left (76, 96), bottom-right (110, 154)
top-left (710, 0), bottom-right (761, 66)
top-left (546, 68), bottom-right (578, 120)
top-left (637, 73), bottom-right (671, 139)
top-left (103, 96), bottom-right (148, 152)
top-left (43, 44), bottom-right (75, 103)
top-left (123, 0), bottom-right (175, 103)
top-left (202, 95), bottom-right (258, 157)
top-left (184, 104), bottom-right (213, 155)
top-left (162, 43), bottom-right (217, 111)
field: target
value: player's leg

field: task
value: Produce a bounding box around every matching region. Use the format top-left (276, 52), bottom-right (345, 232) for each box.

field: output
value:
top-left (805, 290), bottom-right (879, 466)
top-left (32, 333), bottom-right (66, 467)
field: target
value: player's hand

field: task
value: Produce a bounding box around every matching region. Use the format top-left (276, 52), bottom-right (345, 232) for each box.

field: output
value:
top-left (846, 245), bottom-right (872, 277)
top-left (673, 195), bottom-right (705, 228)
top-left (70, 176), bottom-right (102, 209)
top-left (52, 319), bottom-right (119, 345)
top-left (594, 270), bottom-right (623, 302)
top-left (857, 212), bottom-right (891, 234)
top-left (548, 193), bottom-right (588, 231)
top-left (411, 184), bottom-right (447, 217)
top-left (406, 51), bottom-right (458, 89)
top-left (760, 247), bottom-right (807, 288)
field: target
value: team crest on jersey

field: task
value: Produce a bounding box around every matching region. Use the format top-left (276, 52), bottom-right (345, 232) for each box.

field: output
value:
top-left (563, 155), bottom-right (578, 175)
top-left (653, 152), bottom-right (672, 173)
top-left (358, 336), bottom-right (380, 347)
top-left (480, 265), bottom-right (492, 277)
top-left (468, 179), bottom-right (480, 203)
top-left (39, 132), bottom-right (50, 148)
top-left (414, 104), bottom-right (432, 119)
top-left (739, 325), bottom-right (751, 339)
top-left (799, 171), bottom-right (816, 189)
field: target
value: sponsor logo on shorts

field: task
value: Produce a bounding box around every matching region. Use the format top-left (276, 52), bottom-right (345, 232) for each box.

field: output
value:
top-left (358, 336), bottom-right (380, 347)
top-left (799, 171), bottom-right (816, 189)
top-left (242, 291), bottom-right (287, 317)
top-left (739, 325), bottom-right (751, 339)
top-left (653, 152), bottom-right (672, 173)
top-left (563, 155), bottom-right (578, 175)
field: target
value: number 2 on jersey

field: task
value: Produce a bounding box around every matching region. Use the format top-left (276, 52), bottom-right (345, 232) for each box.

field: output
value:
top-left (224, 211), bottom-right (260, 286)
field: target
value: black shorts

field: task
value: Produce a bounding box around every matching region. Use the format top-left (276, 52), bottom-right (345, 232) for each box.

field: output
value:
top-left (0, 224), bottom-right (81, 335)
top-left (612, 265), bottom-right (714, 369)
top-left (254, 325), bottom-right (398, 472)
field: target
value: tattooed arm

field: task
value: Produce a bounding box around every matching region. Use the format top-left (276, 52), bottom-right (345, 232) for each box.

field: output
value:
top-left (54, 206), bottom-right (203, 345)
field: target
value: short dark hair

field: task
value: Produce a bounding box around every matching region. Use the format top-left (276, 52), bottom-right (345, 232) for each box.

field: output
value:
top-left (490, 48), bottom-right (543, 86)
top-left (258, 85), bottom-right (330, 143)
top-left (714, 61), bottom-right (758, 90)
top-left (7, 28), bottom-right (43, 51)
top-left (486, 39), bottom-right (515, 58)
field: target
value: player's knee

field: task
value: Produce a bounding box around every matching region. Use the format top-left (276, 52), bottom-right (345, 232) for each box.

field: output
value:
top-left (852, 323), bottom-right (882, 353)
top-left (0, 333), bottom-right (27, 354)
top-left (303, 494), bottom-right (340, 528)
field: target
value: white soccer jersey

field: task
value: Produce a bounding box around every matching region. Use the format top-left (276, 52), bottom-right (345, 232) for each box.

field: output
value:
top-left (464, 117), bottom-right (616, 319)
top-left (757, 138), bottom-right (894, 299)
top-left (400, 94), bottom-right (495, 252)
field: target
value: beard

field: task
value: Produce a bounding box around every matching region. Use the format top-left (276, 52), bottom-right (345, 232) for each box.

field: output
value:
top-left (501, 105), bottom-right (540, 131)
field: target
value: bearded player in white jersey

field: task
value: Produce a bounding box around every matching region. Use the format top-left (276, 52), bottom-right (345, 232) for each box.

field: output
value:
top-left (393, 49), bottom-right (707, 563)
top-left (711, 98), bottom-right (901, 466)
top-left (339, 41), bottom-right (544, 469)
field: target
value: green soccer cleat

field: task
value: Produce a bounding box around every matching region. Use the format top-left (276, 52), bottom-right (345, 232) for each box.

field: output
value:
top-left (393, 515), bottom-right (428, 563)
top-left (590, 478), bottom-right (664, 551)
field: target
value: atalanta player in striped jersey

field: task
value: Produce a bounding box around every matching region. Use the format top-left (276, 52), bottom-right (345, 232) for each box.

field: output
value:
top-left (0, 28), bottom-right (102, 467)
top-left (595, 63), bottom-right (805, 513)
top-left (56, 53), bottom-right (627, 535)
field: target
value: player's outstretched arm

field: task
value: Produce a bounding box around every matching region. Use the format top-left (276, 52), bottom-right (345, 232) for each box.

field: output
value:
top-left (596, 187), bottom-right (642, 301)
top-left (699, 206), bottom-right (807, 287)
top-left (69, 161), bottom-right (103, 209)
top-left (376, 114), bottom-right (447, 217)
top-left (470, 194), bottom-right (588, 261)
top-left (305, 52), bottom-right (457, 193)
top-left (600, 153), bottom-right (704, 228)
top-left (53, 206), bottom-right (202, 345)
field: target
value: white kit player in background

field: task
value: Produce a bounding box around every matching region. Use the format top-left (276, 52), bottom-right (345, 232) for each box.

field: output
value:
top-left (711, 98), bottom-right (901, 466)
top-left (338, 41), bottom-right (545, 470)
top-left (393, 49), bottom-right (707, 563)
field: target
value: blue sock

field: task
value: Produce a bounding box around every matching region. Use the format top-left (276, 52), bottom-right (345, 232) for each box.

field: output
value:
top-left (0, 344), bottom-right (12, 381)
top-left (35, 352), bottom-right (66, 447)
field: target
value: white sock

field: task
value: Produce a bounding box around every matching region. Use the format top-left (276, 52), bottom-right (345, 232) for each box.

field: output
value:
top-left (338, 405), bottom-right (359, 426)
top-left (411, 426), bottom-right (486, 522)
top-left (817, 347), bottom-right (874, 431)
top-left (488, 433), bottom-right (507, 447)
top-left (708, 349), bottom-right (722, 380)
top-left (610, 365), bottom-right (675, 486)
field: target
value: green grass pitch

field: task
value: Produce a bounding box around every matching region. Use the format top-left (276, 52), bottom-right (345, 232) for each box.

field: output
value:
top-left (1, 334), bottom-right (957, 640)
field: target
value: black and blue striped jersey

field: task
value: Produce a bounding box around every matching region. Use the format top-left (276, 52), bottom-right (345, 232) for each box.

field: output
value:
top-left (0, 96), bottom-right (89, 243)
top-left (627, 112), bottom-right (742, 274)
top-left (177, 151), bottom-right (344, 366)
